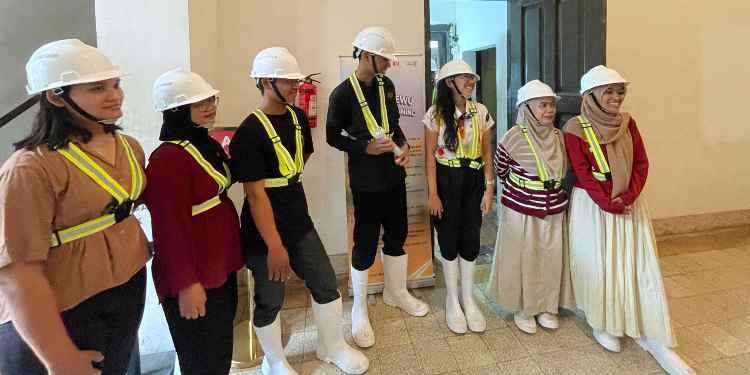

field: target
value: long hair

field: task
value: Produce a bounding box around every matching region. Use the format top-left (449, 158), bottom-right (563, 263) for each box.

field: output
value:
top-left (13, 89), bottom-right (119, 151)
top-left (434, 79), bottom-right (458, 152)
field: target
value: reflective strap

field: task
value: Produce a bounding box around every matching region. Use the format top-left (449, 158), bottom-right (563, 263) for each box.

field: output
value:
top-left (51, 134), bottom-right (143, 247)
top-left (166, 141), bottom-right (231, 193)
top-left (435, 157), bottom-right (484, 169)
top-left (253, 107), bottom-right (303, 179)
top-left (191, 195), bottom-right (222, 216)
top-left (118, 134), bottom-right (144, 198)
top-left (57, 142), bottom-right (130, 204)
top-left (348, 73), bottom-right (389, 138)
top-left (443, 101), bottom-right (481, 160)
top-left (508, 172), bottom-right (561, 191)
top-left (264, 174), bottom-right (303, 188)
top-left (50, 214), bottom-right (117, 247)
top-left (577, 115), bottom-right (612, 179)
top-left (518, 124), bottom-right (550, 182)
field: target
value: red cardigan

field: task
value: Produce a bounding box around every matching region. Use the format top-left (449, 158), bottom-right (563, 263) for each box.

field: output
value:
top-left (564, 118), bottom-right (649, 214)
top-left (144, 143), bottom-right (244, 300)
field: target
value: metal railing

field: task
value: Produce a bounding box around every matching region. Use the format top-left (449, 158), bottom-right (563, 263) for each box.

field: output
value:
top-left (0, 95), bottom-right (39, 129)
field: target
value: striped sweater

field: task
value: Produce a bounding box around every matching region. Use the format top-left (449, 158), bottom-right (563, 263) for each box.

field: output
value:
top-left (493, 142), bottom-right (568, 219)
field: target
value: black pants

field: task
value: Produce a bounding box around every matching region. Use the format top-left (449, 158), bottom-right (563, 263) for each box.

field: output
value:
top-left (433, 165), bottom-right (485, 261)
top-left (0, 268), bottom-right (147, 375)
top-left (351, 182), bottom-right (408, 271)
top-left (247, 229), bottom-right (339, 327)
top-left (162, 273), bottom-right (238, 375)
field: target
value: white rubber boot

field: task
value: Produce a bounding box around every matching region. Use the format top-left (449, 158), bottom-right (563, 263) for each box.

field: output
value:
top-left (636, 338), bottom-right (696, 375)
top-left (254, 315), bottom-right (298, 375)
top-left (593, 329), bottom-right (621, 353)
top-left (441, 257), bottom-right (467, 334)
top-left (381, 254), bottom-right (430, 317)
top-left (459, 258), bottom-right (486, 332)
top-left (350, 266), bottom-right (375, 348)
top-left (311, 296), bottom-right (369, 374)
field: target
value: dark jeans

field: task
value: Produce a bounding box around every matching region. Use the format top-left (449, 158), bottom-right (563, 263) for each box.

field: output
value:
top-left (247, 229), bottom-right (339, 327)
top-left (351, 182), bottom-right (408, 271)
top-left (0, 268), bottom-right (147, 375)
top-left (433, 165), bottom-right (485, 261)
top-left (162, 273), bottom-right (238, 375)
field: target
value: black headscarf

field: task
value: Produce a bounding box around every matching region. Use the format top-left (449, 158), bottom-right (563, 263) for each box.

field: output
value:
top-left (158, 104), bottom-right (228, 174)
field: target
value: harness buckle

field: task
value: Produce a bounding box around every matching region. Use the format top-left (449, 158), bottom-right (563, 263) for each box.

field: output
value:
top-left (107, 199), bottom-right (135, 223)
top-left (603, 172), bottom-right (612, 181)
top-left (544, 180), bottom-right (557, 190)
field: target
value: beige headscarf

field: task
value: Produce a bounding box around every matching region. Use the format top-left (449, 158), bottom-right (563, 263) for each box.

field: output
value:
top-left (503, 100), bottom-right (567, 181)
top-left (563, 86), bottom-right (633, 197)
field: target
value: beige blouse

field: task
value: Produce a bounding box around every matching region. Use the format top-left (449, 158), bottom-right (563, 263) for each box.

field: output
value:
top-left (0, 134), bottom-right (150, 323)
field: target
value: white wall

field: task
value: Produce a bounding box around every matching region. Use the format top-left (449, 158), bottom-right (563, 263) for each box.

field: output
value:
top-left (0, 0), bottom-right (96, 163)
top-left (214, 0), bottom-right (426, 256)
top-left (607, 0), bottom-right (750, 219)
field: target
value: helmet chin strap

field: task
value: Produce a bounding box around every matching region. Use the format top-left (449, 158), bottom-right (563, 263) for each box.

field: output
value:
top-left (269, 79), bottom-right (289, 105)
top-left (450, 79), bottom-right (472, 102)
top-left (55, 87), bottom-right (121, 125)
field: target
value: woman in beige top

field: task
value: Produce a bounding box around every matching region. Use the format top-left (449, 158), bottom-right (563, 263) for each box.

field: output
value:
top-left (0, 40), bottom-right (149, 375)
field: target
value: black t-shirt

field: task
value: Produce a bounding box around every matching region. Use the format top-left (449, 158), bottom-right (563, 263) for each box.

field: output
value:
top-left (326, 75), bottom-right (407, 192)
top-left (229, 106), bottom-right (314, 255)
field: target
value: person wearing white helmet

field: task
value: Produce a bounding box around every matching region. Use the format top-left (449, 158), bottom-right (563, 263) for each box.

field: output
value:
top-left (485, 79), bottom-right (574, 335)
top-left (0, 39), bottom-right (150, 375)
top-left (422, 60), bottom-right (494, 334)
top-left (563, 66), bottom-right (694, 375)
top-left (143, 68), bottom-right (243, 374)
top-left (327, 26), bottom-right (429, 348)
top-left (229, 47), bottom-right (368, 375)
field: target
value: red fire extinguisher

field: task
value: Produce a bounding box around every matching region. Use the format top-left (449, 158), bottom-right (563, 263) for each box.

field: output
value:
top-left (296, 73), bottom-right (320, 128)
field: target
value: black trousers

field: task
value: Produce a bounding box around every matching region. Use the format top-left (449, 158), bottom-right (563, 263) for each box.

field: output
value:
top-left (162, 273), bottom-right (238, 375)
top-left (0, 268), bottom-right (147, 375)
top-left (247, 229), bottom-right (339, 327)
top-left (350, 181), bottom-right (408, 271)
top-left (433, 165), bottom-right (485, 261)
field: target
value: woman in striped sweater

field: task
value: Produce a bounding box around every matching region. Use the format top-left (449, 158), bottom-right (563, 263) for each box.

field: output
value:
top-left (487, 80), bottom-right (574, 334)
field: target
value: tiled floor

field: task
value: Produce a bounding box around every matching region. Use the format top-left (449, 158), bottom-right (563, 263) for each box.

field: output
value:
top-left (233, 227), bottom-right (750, 374)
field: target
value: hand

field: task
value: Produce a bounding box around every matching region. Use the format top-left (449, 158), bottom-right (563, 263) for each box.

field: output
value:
top-left (178, 282), bottom-right (206, 320)
top-left (394, 144), bottom-right (410, 167)
top-left (48, 350), bottom-right (103, 375)
top-left (612, 197), bottom-right (631, 214)
top-left (366, 138), bottom-right (395, 155)
top-left (481, 189), bottom-right (494, 215)
top-left (428, 193), bottom-right (443, 219)
top-left (267, 244), bottom-right (292, 282)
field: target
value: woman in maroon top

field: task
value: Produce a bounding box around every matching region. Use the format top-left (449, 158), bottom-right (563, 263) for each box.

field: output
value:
top-left (144, 68), bottom-right (243, 375)
top-left (564, 66), bottom-right (693, 375)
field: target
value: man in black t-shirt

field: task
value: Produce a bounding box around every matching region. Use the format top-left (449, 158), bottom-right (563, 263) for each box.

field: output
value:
top-left (229, 47), bottom-right (368, 375)
top-left (326, 26), bottom-right (430, 350)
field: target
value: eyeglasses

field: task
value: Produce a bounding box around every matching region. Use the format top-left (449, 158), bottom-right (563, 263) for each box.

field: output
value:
top-left (194, 96), bottom-right (219, 110)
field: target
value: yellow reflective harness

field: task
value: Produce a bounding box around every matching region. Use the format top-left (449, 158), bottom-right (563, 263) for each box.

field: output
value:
top-left (508, 124), bottom-right (562, 191)
top-left (348, 73), bottom-right (390, 139)
top-left (435, 101), bottom-right (483, 169)
top-left (253, 106), bottom-right (304, 188)
top-left (166, 141), bottom-right (231, 216)
top-left (577, 115), bottom-right (612, 182)
top-left (50, 134), bottom-right (144, 247)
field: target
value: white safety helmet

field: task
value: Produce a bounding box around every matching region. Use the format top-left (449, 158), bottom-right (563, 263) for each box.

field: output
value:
top-left (516, 80), bottom-right (559, 106)
top-left (250, 47), bottom-right (306, 80)
top-left (579, 65), bottom-right (629, 94)
top-left (435, 59), bottom-right (480, 83)
top-left (353, 26), bottom-right (398, 61)
top-left (25, 39), bottom-right (122, 95)
top-left (153, 68), bottom-right (219, 112)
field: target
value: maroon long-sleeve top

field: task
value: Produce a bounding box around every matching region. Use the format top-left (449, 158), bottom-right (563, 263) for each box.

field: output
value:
top-left (564, 118), bottom-right (649, 214)
top-left (144, 143), bottom-right (244, 300)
